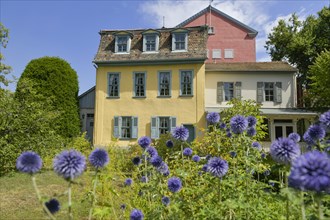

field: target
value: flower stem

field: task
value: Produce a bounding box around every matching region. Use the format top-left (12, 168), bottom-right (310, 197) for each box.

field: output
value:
top-left (284, 171), bottom-right (289, 220)
top-left (31, 176), bottom-right (56, 220)
top-left (317, 194), bottom-right (324, 220)
top-left (181, 142), bottom-right (184, 166)
top-left (218, 178), bottom-right (222, 202)
top-left (88, 169), bottom-right (99, 220)
top-left (300, 191), bottom-right (306, 220)
top-left (68, 180), bottom-right (73, 220)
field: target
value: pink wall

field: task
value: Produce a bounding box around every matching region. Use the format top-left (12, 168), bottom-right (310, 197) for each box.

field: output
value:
top-left (183, 11), bottom-right (256, 63)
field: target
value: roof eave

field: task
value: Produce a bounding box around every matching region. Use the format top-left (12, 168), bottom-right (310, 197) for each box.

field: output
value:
top-left (93, 58), bottom-right (207, 66)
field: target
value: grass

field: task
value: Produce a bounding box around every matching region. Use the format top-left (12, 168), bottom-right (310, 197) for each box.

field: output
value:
top-left (0, 171), bottom-right (92, 220)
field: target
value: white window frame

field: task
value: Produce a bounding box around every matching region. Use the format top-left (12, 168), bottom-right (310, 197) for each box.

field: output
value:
top-left (113, 116), bottom-right (138, 139)
top-left (212, 49), bottom-right (221, 59)
top-left (224, 82), bottom-right (234, 101)
top-left (224, 49), bottom-right (234, 59)
top-left (143, 34), bottom-right (159, 52)
top-left (172, 32), bottom-right (188, 52)
top-left (264, 82), bottom-right (275, 102)
top-left (115, 35), bottom-right (131, 53)
top-left (133, 72), bottom-right (146, 98)
top-left (158, 71), bottom-right (171, 97)
top-left (179, 70), bottom-right (193, 96)
top-left (107, 72), bottom-right (120, 98)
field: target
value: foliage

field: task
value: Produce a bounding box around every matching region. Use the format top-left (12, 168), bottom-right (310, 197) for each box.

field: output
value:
top-left (15, 56), bottom-right (80, 138)
top-left (0, 22), bottom-right (12, 89)
top-left (265, 6), bottom-right (330, 87)
top-left (305, 50), bottom-right (330, 110)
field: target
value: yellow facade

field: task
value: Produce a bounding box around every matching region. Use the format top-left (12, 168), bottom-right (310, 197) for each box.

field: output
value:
top-left (93, 63), bottom-right (206, 147)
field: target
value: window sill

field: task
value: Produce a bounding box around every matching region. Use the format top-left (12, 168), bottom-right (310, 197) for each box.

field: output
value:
top-left (179, 95), bottom-right (193, 98)
top-left (142, 51), bottom-right (159, 54)
top-left (106, 96), bottom-right (120, 99)
top-left (171, 50), bottom-right (187, 53)
top-left (115, 52), bottom-right (130, 55)
top-left (157, 95), bottom-right (171, 98)
top-left (132, 96), bottom-right (146, 99)
top-left (119, 138), bottom-right (135, 140)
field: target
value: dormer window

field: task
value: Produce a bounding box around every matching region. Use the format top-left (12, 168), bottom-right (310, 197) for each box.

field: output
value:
top-left (171, 29), bottom-right (188, 52)
top-left (142, 30), bottom-right (160, 52)
top-left (114, 32), bottom-right (132, 53)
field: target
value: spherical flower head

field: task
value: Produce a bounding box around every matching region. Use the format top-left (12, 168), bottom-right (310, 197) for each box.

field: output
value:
top-left (88, 148), bottom-right (109, 169)
top-left (226, 132), bottom-right (232, 138)
top-left (161, 196), bottom-right (170, 206)
top-left (202, 164), bottom-right (208, 172)
top-left (125, 178), bottom-right (133, 186)
top-left (140, 176), bottom-right (148, 183)
top-left (120, 204), bottom-right (126, 210)
top-left (252, 142), bottom-right (262, 151)
top-left (192, 155), bottom-right (200, 162)
top-left (130, 209), bottom-right (144, 220)
top-left (157, 162), bottom-right (169, 175)
top-left (150, 155), bottom-right (163, 167)
top-left (53, 150), bottom-right (86, 180)
top-left (45, 199), bottom-right (60, 214)
top-left (288, 151), bottom-right (330, 192)
top-left (166, 140), bottom-right (174, 148)
top-left (163, 170), bottom-right (170, 177)
top-left (247, 116), bottom-right (257, 127)
top-left (207, 157), bottom-right (229, 178)
top-left (288, 132), bottom-right (301, 143)
top-left (146, 146), bottom-right (158, 158)
top-left (263, 170), bottom-right (270, 176)
top-left (270, 138), bottom-right (300, 165)
top-left (303, 125), bottom-right (326, 145)
top-left (138, 136), bottom-right (151, 149)
top-left (16, 151), bottom-right (42, 174)
top-left (183, 147), bottom-right (193, 156)
top-left (261, 153), bottom-right (266, 159)
top-left (219, 122), bottom-right (226, 129)
top-left (229, 151), bottom-right (237, 158)
top-left (320, 110), bottom-right (330, 131)
top-left (168, 177), bottom-right (182, 193)
top-left (205, 154), bottom-right (212, 160)
top-left (172, 126), bottom-right (189, 141)
top-left (132, 156), bottom-right (142, 166)
top-left (230, 115), bottom-right (248, 134)
top-left (206, 112), bottom-right (220, 124)
top-left (247, 127), bottom-right (256, 137)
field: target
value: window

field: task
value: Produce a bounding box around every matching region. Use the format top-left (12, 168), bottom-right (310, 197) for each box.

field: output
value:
top-left (217, 81), bottom-right (241, 103)
top-left (180, 70), bottom-right (193, 96)
top-left (142, 34), bottom-right (160, 52)
top-left (257, 82), bottom-right (282, 103)
top-left (134, 72), bottom-right (146, 97)
top-left (114, 34), bottom-right (131, 53)
top-left (107, 73), bottom-right (120, 97)
top-left (151, 116), bottom-right (176, 139)
top-left (158, 71), bottom-right (171, 97)
top-left (212, 49), bottom-right (221, 59)
top-left (224, 49), bottom-right (234, 59)
top-left (172, 32), bottom-right (188, 51)
top-left (113, 116), bottom-right (138, 139)
top-left (224, 82), bottom-right (234, 101)
top-left (264, 82), bottom-right (274, 101)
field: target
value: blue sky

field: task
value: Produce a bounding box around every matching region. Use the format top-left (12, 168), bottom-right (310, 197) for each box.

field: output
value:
top-left (1, 0), bottom-right (328, 95)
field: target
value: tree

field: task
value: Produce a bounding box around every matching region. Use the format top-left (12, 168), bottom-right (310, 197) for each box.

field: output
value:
top-left (0, 22), bottom-right (12, 89)
top-left (305, 50), bottom-right (330, 110)
top-left (15, 56), bottom-right (80, 138)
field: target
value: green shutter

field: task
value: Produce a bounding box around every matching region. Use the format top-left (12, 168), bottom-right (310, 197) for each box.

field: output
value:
top-left (257, 82), bottom-right (264, 103)
top-left (131, 116), bottom-right (138, 138)
top-left (170, 117), bottom-right (177, 133)
top-left (151, 117), bottom-right (159, 139)
top-left (114, 116), bottom-right (121, 138)
top-left (217, 82), bottom-right (223, 103)
top-left (235, 82), bottom-right (242, 100)
top-left (275, 82), bottom-right (282, 103)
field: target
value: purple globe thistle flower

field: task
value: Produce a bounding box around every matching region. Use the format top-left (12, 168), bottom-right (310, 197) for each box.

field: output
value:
top-left (288, 151), bottom-right (330, 192)
top-left (45, 199), bottom-right (60, 214)
top-left (140, 176), bottom-right (148, 183)
top-left (288, 132), bottom-right (301, 143)
top-left (125, 178), bottom-right (133, 186)
top-left (270, 138), bottom-right (301, 165)
top-left (138, 136), bottom-right (151, 149)
top-left (269, 181), bottom-right (275, 187)
top-left (150, 155), bottom-right (163, 167)
top-left (202, 164), bottom-right (208, 172)
top-left (166, 140), bottom-right (174, 148)
top-left (219, 122), bottom-right (226, 129)
top-left (247, 116), bottom-right (257, 127)
top-left (263, 170), bottom-right (270, 176)
top-left (226, 132), bottom-right (232, 138)
top-left (206, 112), bottom-right (220, 124)
top-left (183, 147), bottom-right (193, 156)
top-left (303, 125), bottom-right (326, 145)
top-left (230, 115), bottom-right (248, 134)
top-left (16, 151), bottom-right (42, 174)
top-left (89, 148), bottom-right (109, 169)
top-left (161, 196), bottom-right (170, 206)
top-left (229, 151), bottom-right (237, 158)
top-left (252, 142), bottom-right (262, 151)
top-left (157, 162), bottom-right (169, 175)
top-left (205, 154), bottom-right (212, 160)
top-left (53, 150), bottom-right (86, 180)
top-left (146, 146), bottom-right (158, 158)
top-left (207, 157), bottom-right (229, 178)
top-left (172, 126), bottom-right (189, 141)
top-left (320, 110), bottom-right (330, 131)
top-left (132, 156), bottom-right (142, 166)
top-left (192, 155), bottom-right (201, 162)
top-left (120, 204), bottom-right (126, 210)
top-left (168, 177), bottom-right (182, 193)
top-left (247, 127), bottom-right (257, 137)
top-left (130, 209), bottom-right (144, 220)
top-left (261, 153), bottom-right (266, 159)
top-left (163, 170), bottom-right (170, 177)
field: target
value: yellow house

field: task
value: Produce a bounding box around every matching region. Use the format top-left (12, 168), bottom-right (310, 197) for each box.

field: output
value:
top-left (93, 26), bottom-right (208, 147)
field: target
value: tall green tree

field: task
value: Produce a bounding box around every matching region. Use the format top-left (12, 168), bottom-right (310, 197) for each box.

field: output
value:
top-left (0, 22), bottom-right (12, 90)
top-left (16, 57), bottom-right (81, 138)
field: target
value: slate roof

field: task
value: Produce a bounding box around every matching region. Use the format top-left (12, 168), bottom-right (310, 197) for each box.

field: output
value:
top-left (94, 26), bottom-right (208, 65)
top-left (176, 5), bottom-right (258, 36)
top-left (205, 62), bottom-right (297, 72)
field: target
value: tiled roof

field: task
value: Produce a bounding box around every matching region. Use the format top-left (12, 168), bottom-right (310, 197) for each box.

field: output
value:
top-left (94, 26), bottom-right (208, 65)
top-left (176, 5), bottom-right (258, 36)
top-left (205, 62), bottom-right (297, 72)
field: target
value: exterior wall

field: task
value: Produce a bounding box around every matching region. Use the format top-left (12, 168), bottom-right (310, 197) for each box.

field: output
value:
top-left (205, 71), bottom-right (295, 108)
top-left (94, 63), bottom-right (206, 147)
top-left (183, 11), bottom-right (256, 63)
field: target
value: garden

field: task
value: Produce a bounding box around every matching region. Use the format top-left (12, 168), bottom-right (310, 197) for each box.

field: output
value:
top-left (2, 106), bottom-right (330, 220)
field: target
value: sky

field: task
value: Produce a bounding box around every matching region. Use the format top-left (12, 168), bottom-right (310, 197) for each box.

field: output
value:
top-left (1, 0), bottom-right (329, 95)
